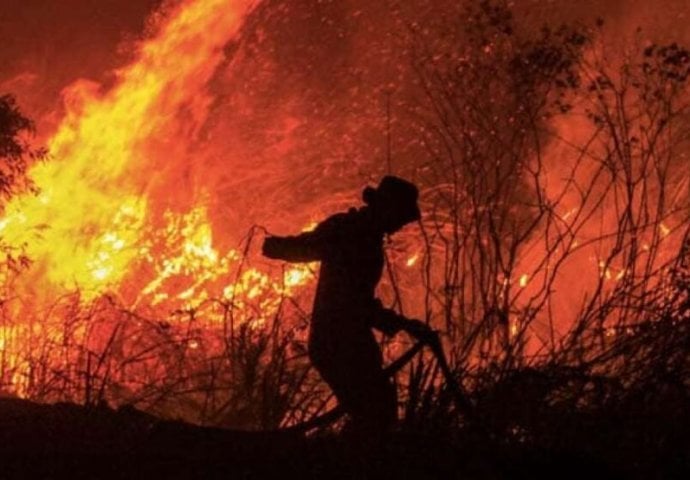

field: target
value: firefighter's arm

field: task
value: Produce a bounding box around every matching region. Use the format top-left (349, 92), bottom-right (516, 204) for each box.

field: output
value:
top-left (370, 299), bottom-right (434, 341)
top-left (262, 215), bottom-right (341, 263)
top-left (370, 304), bottom-right (406, 336)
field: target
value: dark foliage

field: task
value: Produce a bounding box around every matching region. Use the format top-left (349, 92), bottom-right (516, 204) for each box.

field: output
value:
top-left (0, 94), bottom-right (40, 200)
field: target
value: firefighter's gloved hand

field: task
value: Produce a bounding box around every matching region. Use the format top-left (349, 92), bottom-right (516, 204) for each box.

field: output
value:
top-left (404, 319), bottom-right (436, 344)
top-left (262, 236), bottom-right (281, 259)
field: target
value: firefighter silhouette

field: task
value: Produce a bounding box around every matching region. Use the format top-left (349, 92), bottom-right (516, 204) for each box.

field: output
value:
top-left (262, 176), bottom-right (429, 435)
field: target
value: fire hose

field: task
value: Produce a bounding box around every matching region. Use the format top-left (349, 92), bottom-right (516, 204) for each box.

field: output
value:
top-left (284, 327), bottom-right (474, 434)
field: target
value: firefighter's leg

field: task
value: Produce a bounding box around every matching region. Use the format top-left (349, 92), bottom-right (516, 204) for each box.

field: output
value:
top-left (318, 350), bottom-right (396, 436)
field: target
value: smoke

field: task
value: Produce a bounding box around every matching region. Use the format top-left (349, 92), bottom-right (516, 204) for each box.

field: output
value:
top-left (187, 0), bottom-right (690, 236)
top-left (0, 0), bottom-right (163, 134)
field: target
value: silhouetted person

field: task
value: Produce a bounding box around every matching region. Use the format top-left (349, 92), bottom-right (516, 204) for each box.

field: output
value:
top-left (262, 176), bottom-right (429, 438)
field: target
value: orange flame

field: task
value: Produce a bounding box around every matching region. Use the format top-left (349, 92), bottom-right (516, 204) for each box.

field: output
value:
top-left (0, 1), bottom-right (322, 399)
top-left (1, 0), bottom-right (259, 301)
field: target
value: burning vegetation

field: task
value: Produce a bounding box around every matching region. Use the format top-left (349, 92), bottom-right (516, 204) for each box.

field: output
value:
top-left (0, 0), bottom-right (689, 477)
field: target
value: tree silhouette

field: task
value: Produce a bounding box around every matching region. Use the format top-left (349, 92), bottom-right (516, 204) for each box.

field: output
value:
top-left (0, 93), bottom-right (41, 200)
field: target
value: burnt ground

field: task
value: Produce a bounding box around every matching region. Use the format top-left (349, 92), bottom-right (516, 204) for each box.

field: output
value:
top-left (0, 397), bottom-right (685, 479)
